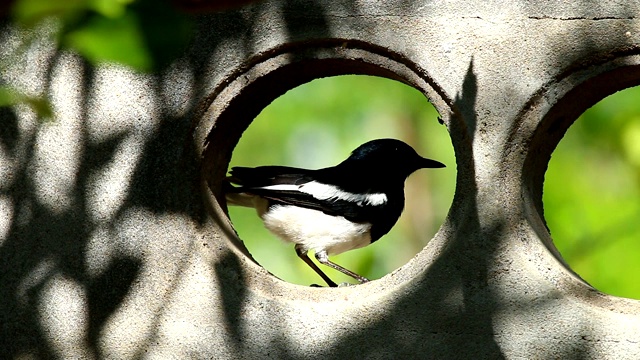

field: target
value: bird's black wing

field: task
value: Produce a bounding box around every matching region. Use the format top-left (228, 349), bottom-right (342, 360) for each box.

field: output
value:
top-left (227, 166), bottom-right (314, 187)
top-left (251, 187), bottom-right (384, 222)
top-left (227, 166), bottom-right (385, 222)
top-left (227, 166), bottom-right (405, 241)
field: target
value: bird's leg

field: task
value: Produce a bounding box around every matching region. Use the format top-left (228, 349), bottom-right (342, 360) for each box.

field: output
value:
top-left (295, 245), bottom-right (337, 287)
top-left (315, 250), bottom-right (370, 284)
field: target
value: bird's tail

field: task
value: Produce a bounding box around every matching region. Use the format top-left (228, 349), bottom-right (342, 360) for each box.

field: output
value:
top-left (224, 179), bottom-right (257, 208)
top-left (226, 192), bottom-right (260, 208)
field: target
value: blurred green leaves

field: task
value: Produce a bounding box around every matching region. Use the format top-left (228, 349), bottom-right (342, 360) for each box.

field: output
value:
top-left (2, 0), bottom-right (193, 119)
top-left (10, 0), bottom-right (192, 73)
top-left (0, 86), bottom-right (52, 118)
top-left (64, 11), bottom-right (153, 71)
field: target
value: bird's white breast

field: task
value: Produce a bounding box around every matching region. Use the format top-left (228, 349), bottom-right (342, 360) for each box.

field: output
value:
top-left (260, 204), bottom-right (372, 256)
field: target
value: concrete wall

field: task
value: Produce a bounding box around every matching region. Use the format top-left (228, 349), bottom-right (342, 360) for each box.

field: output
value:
top-left (2, 1), bottom-right (640, 358)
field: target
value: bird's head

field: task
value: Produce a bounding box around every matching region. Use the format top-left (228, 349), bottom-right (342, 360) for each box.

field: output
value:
top-left (343, 138), bottom-right (445, 180)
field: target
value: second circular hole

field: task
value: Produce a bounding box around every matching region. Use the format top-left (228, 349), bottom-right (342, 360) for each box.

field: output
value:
top-left (544, 85), bottom-right (640, 299)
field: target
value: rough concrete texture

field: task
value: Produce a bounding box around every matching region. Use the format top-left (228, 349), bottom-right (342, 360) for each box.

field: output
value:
top-left (2, 1), bottom-right (640, 358)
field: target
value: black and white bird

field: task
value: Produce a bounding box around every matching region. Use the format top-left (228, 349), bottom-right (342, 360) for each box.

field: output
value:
top-left (225, 138), bottom-right (445, 287)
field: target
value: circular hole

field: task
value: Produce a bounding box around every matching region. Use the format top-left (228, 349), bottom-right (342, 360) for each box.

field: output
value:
top-left (544, 85), bottom-right (640, 299)
top-left (227, 75), bottom-right (455, 286)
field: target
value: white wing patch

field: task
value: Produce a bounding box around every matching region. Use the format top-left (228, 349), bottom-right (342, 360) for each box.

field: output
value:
top-left (260, 181), bottom-right (387, 206)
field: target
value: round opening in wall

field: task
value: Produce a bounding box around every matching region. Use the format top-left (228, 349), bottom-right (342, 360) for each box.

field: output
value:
top-left (544, 85), bottom-right (640, 299)
top-left (225, 75), bottom-right (456, 287)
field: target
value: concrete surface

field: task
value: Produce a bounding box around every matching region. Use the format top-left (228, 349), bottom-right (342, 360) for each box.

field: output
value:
top-left (2, 0), bottom-right (640, 358)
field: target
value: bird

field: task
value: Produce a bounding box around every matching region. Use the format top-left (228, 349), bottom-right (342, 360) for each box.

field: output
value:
top-left (225, 138), bottom-right (445, 287)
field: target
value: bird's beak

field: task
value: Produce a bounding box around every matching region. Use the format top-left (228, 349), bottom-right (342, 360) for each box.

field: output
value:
top-left (421, 157), bottom-right (446, 168)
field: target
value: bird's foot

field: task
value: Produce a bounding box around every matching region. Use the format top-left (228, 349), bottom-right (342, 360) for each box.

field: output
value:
top-left (309, 282), bottom-right (358, 287)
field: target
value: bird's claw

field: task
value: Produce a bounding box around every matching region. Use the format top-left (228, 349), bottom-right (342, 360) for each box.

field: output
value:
top-left (309, 282), bottom-right (357, 287)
